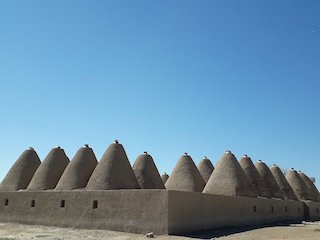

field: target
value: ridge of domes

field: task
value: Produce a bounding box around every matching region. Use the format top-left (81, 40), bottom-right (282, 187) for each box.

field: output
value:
top-left (203, 151), bottom-right (257, 197)
top-left (26, 147), bottom-right (70, 190)
top-left (0, 148), bottom-right (41, 191)
top-left (86, 141), bottom-right (140, 190)
top-left (55, 145), bottom-right (98, 190)
top-left (255, 161), bottom-right (284, 199)
top-left (298, 171), bottom-right (320, 202)
top-left (239, 155), bottom-right (269, 198)
top-left (161, 173), bottom-right (169, 184)
top-left (269, 165), bottom-right (298, 200)
top-left (132, 152), bottom-right (165, 189)
top-left (197, 156), bottom-right (214, 183)
top-left (165, 154), bottom-right (206, 192)
top-left (286, 169), bottom-right (315, 201)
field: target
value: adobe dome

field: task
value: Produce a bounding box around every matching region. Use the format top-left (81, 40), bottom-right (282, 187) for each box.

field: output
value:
top-left (27, 146), bottom-right (70, 190)
top-left (132, 151), bottom-right (165, 189)
top-left (286, 168), bottom-right (315, 201)
top-left (203, 151), bottom-right (257, 197)
top-left (298, 171), bottom-right (320, 202)
top-left (0, 147), bottom-right (41, 191)
top-left (255, 160), bottom-right (284, 199)
top-left (55, 144), bottom-right (98, 190)
top-left (161, 173), bottom-right (169, 184)
top-left (165, 153), bottom-right (205, 192)
top-left (86, 140), bottom-right (140, 190)
top-left (269, 165), bottom-right (298, 200)
top-left (239, 155), bottom-right (269, 198)
top-left (197, 156), bottom-right (214, 183)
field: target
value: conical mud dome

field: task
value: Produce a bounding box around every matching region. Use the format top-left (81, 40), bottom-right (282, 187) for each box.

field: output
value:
top-left (255, 160), bottom-right (284, 199)
top-left (203, 151), bottom-right (257, 197)
top-left (132, 151), bottom-right (165, 189)
top-left (239, 155), bottom-right (269, 198)
top-left (269, 165), bottom-right (298, 200)
top-left (197, 156), bottom-right (214, 183)
top-left (165, 153), bottom-right (206, 192)
top-left (0, 147), bottom-right (41, 191)
top-left (27, 146), bottom-right (70, 190)
top-left (298, 171), bottom-right (320, 201)
top-left (86, 140), bottom-right (140, 190)
top-left (161, 173), bottom-right (169, 184)
top-left (286, 168), bottom-right (315, 201)
top-left (55, 144), bottom-right (98, 190)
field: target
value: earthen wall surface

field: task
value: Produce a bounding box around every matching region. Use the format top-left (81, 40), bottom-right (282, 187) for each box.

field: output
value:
top-left (167, 191), bottom-right (305, 234)
top-left (301, 200), bottom-right (320, 221)
top-left (0, 190), bottom-right (168, 234)
top-left (0, 190), bottom-right (313, 235)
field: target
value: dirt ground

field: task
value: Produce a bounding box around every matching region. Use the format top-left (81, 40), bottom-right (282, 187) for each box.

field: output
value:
top-left (0, 221), bottom-right (320, 240)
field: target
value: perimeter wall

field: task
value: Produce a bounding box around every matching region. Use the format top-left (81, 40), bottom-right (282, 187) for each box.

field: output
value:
top-left (302, 200), bottom-right (320, 221)
top-left (0, 190), bottom-right (319, 235)
top-left (168, 191), bottom-right (305, 234)
top-left (0, 190), bottom-right (169, 234)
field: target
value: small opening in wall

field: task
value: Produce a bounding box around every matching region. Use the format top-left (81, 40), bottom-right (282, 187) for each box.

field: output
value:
top-left (271, 206), bottom-right (274, 212)
top-left (254, 206), bottom-right (256, 213)
top-left (60, 200), bottom-right (65, 208)
top-left (317, 208), bottom-right (319, 214)
top-left (285, 206), bottom-right (287, 212)
top-left (93, 200), bottom-right (98, 209)
top-left (31, 200), bottom-right (35, 208)
top-left (4, 199), bottom-right (8, 206)
top-left (298, 207), bottom-right (300, 212)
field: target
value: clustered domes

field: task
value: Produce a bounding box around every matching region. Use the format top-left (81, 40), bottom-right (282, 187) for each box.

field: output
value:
top-left (269, 165), bottom-right (298, 200)
top-left (203, 151), bottom-right (257, 197)
top-left (0, 142), bottom-right (319, 203)
top-left (286, 168), bottom-right (315, 201)
top-left (239, 155), bottom-right (269, 198)
top-left (255, 160), bottom-right (284, 199)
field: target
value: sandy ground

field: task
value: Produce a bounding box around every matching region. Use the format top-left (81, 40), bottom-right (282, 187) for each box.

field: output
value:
top-left (0, 221), bottom-right (320, 240)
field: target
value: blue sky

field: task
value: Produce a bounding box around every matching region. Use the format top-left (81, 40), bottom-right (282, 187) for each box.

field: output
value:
top-left (1, 1), bottom-right (319, 187)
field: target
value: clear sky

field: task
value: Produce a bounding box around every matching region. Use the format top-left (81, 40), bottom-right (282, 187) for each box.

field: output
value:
top-left (1, 1), bottom-right (319, 188)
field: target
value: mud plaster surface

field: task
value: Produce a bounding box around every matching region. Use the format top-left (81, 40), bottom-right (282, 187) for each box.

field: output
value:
top-left (0, 221), bottom-right (320, 240)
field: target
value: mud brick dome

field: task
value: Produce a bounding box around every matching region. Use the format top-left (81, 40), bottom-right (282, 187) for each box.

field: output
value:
top-left (55, 144), bottom-right (98, 190)
top-left (239, 155), bottom-right (269, 198)
top-left (132, 151), bottom-right (165, 189)
top-left (298, 171), bottom-right (320, 202)
top-left (269, 165), bottom-right (298, 200)
top-left (203, 151), bottom-right (257, 197)
top-left (161, 172), bottom-right (169, 184)
top-left (86, 140), bottom-right (140, 190)
top-left (286, 168), bottom-right (315, 201)
top-left (197, 156), bottom-right (214, 183)
top-left (165, 153), bottom-right (206, 192)
top-left (27, 146), bottom-right (70, 190)
top-left (255, 160), bottom-right (284, 199)
top-left (0, 147), bottom-right (41, 191)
